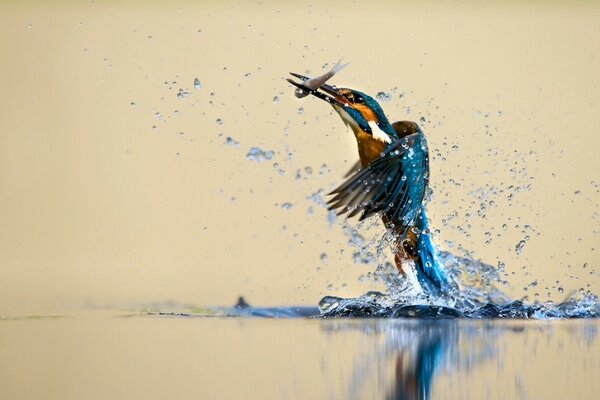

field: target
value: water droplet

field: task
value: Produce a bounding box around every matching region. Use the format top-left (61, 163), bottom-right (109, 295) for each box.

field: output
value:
top-left (130, 102), bottom-right (136, 107)
top-left (320, 253), bottom-right (328, 263)
top-left (281, 202), bottom-right (293, 210)
top-left (224, 137), bottom-right (239, 147)
top-left (352, 250), bottom-right (376, 265)
top-left (375, 92), bottom-right (391, 102)
top-left (297, 107), bottom-right (304, 115)
top-left (515, 239), bottom-right (527, 255)
top-left (155, 112), bottom-right (162, 120)
top-left (244, 72), bottom-right (252, 78)
top-left (419, 116), bottom-right (426, 123)
top-left (558, 287), bottom-right (564, 294)
top-left (176, 88), bottom-right (191, 99)
top-left (326, 210), bottom-right (337, 227)
top-left (272, 96), bottom-right (280, 104)
top-left (216, 118), bottom-right (223, 125)
top-left (193, 78), bottom-right (201, 90)
top-left (246, 147), bottom-right (274, 162)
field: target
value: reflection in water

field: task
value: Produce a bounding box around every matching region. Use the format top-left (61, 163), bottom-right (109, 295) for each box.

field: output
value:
top-left (386, 325), bottom-right (450, 400)
top-left (320, 320), bottom-right (516, 400)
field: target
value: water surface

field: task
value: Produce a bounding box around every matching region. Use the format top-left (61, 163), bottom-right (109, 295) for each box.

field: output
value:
top-left (1, 311), bottom-right (598, 400)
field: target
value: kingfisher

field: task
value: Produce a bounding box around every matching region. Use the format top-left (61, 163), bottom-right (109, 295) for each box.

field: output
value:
top-left (287, 73), bottom-right (454, 296)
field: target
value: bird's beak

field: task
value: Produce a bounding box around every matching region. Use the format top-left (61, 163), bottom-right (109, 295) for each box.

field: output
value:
top-left (287, 72), bottom-right (350, 107)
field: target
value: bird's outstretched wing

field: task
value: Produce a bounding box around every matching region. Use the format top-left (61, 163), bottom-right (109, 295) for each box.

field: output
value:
top-left (327, 132), bottom-right (429, 227)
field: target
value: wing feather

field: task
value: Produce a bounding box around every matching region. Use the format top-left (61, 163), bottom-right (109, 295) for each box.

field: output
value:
top-left (327, 132), bottom-right (429, 231)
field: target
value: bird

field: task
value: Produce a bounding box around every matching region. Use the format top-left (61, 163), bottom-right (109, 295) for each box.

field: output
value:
top-left (287, 72), bottom-right (454, 296)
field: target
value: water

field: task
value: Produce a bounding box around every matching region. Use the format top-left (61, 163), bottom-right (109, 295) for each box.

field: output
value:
top-left (306, 249), bottom-right (600, 320)
top-left (2, 311), bottom-right (598, 400)
top-left (246, 147), bottom-right (274, 161)
top-left (376, 91), bottom-right (392, 102)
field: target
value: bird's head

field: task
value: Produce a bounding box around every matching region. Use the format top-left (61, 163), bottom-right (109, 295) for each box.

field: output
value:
top-left (287, 73), bottom-right (398, 144)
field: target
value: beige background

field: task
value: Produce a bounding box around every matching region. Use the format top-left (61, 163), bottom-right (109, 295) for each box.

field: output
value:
top-left (0, 1), bottom-right (599, 313)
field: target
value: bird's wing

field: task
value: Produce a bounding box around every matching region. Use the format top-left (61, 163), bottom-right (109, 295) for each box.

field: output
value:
top-left (327, 132), bottom-right (429, 226)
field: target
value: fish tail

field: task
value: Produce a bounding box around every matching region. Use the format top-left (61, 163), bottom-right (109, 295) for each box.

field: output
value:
top-left (330, 59), bottom-right (350, 74)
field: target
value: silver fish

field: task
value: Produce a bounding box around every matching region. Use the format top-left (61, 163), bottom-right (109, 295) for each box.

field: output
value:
top-left (294, 59), bottom-right (349, 98)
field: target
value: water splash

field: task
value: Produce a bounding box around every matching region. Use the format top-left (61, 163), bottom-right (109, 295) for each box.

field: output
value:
top-left (307, 206), bottom-right (600, 319)
top-left (316, 265), bottom-right (600, 320)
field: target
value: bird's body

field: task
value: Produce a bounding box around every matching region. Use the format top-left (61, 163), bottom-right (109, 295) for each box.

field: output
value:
top-left (287, 74), bottom-right (453, 296)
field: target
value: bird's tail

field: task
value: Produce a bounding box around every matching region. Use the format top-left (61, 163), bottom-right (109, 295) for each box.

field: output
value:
top-left (396, 209), bottom-right (454, 297)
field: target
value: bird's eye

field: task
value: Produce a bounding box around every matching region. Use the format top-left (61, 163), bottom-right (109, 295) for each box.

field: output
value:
top-left (354, 95), bottom-right (364, 104)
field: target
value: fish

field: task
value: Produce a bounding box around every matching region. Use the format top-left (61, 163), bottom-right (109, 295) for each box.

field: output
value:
top-left (294, 59), bottom-right (349, 98)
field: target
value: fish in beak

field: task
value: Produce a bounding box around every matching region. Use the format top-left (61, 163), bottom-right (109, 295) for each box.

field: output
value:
top-left (286, 72), bottom-right (350, 107)
top-left (292, 60), bottom-right (349, 98)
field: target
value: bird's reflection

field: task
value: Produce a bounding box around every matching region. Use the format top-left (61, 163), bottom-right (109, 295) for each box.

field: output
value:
top-left (385, 323), bottom-right (451, 400)
top-left (320, 320), bottom-right (511, 400)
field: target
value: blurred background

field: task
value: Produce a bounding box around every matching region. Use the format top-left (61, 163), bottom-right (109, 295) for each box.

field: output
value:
top-left (0, 1), bottom-right (599, 314)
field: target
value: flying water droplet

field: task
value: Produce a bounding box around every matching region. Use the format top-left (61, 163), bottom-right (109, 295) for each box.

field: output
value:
top-left (297, 107), bottom-right (304, 115)
top-left (216, 118), bottom-right (223, 125)
top-left (224, 137), bottom-right (239, 147)
top-left (193, 78), bottom-right (201, 90)
top-left (353, 250), bottom-right (376, 264)
top-left (320, 253), bottom-right (328, 263)
top-left (272, 96), bottom-right (280, 104)
top-left (176, 88), bottom-right (191, 99)
top-left (327, 210), bottom-right (337, 227)
top-left (515, 239), bottom-right (527, 255)
top-left (246, 147), bottom-right (274, 162)
top-left (376, 92), bottom-right (391, 102)
top-left (281, 202), bottom-right (293, 210)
